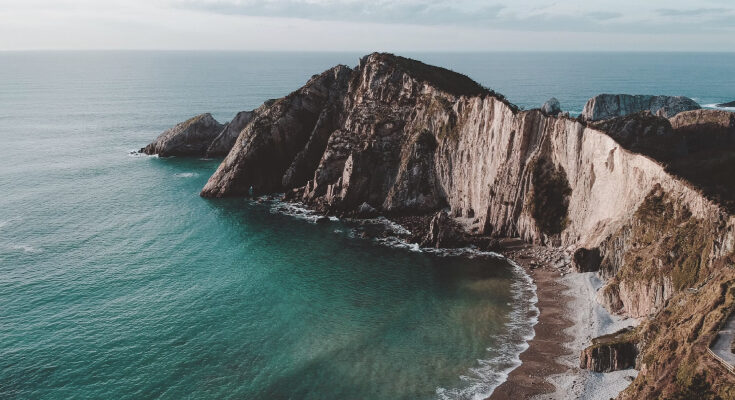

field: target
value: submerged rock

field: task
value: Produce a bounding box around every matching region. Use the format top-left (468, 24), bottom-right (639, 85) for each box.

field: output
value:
top-left (141, 113), bottom-right (224, 157)
top-left (581, 94), bottom-right (700, 121)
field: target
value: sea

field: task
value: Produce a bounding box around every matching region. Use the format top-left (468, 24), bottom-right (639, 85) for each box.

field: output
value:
top-left (1, 51), bottom-right (733, 400)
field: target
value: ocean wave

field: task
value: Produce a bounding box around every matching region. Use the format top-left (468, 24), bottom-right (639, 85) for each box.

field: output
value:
top-left (9, 244), bottom-right (41, 253)
top-left (128, 150), bottom-right (158, 158)
top-left (174, 172), bottom-right (198, 178)
top-left (436, 258), bottom-right (539, 400)
top-left (702, 103), bottom-right (735, 111)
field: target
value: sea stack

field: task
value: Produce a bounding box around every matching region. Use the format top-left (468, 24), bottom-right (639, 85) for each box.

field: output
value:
top-left (581, 94), bottom-right (700, 121)
top-left (141, 113), bottom-right (224, 157)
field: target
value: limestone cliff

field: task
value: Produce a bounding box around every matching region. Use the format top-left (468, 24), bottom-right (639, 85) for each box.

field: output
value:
top-left (191, 53), bottom-right (735, 398)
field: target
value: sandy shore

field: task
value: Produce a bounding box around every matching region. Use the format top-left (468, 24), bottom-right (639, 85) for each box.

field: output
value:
top-left (490, 244), bottom-right (639, 400)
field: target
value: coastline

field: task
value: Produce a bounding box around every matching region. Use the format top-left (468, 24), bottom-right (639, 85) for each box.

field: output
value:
top-left (491, 243), bottom-right (640, 400)
top-left (264, 201), bottom-right (639, 399)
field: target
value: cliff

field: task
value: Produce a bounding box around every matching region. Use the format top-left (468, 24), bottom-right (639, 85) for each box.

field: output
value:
top-left (185, 53), bottom-right (735, 398)
top-left (206, 110), bottom-right (254, 157)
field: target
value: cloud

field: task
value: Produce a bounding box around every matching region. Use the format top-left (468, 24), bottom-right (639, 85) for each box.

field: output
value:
top-left (171, 0), bottom-right (506, 26)
top-left (656, 7), bottom-right (730, 16)
top-left (585, 11), bottom-right (621, 21)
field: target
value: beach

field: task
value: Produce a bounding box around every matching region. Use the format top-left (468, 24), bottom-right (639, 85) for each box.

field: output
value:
top-left (490, 244), bottom-right (639, 400)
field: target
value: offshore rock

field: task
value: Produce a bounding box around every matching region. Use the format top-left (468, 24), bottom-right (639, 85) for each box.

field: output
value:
top-left (206, 110), bottom-right (254, 157)
top-left (141, 113), bottom-right (224, 157)
top-left (717, 100), bottom-right (735, 107)
top-left (581, 94), bottom-right (700, 121)
top-left (541, 97), bottom-right (562, 116)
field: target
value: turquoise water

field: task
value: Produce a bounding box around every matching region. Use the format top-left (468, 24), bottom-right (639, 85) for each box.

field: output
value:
top-left (1, 52), bottom-right (733, 400)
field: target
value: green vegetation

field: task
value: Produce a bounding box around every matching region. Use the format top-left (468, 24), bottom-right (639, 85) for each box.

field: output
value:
top-left (526, 157), bottom-right (571, 235)
top-left (670, 369), bottom-right (723, 400)
top-left (619, 186), bottom-right (713, 290)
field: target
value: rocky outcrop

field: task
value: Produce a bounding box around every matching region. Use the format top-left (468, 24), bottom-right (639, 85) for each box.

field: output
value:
top-left (201, 65), bottom-right (353, 197)
top-left (580, 327), bottom-right (638, 372)
top-left (170, 53), bottom-right (735, 398)
top-left (420, 210), bottom-right (463, 248)
top-left (581, 94), bottom-right (700, 121)
top-left (206, 110), bottom-right (254, 157)
top-left (141, 113), bottom-right (224, 157)
top-left (541, 97), bottom-right (561, 115)
top-left (717, 100), bottom-right (735, 108)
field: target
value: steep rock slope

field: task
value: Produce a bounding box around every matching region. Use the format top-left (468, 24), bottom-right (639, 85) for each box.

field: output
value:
top-left (206, 110), bottom-right (254, 157)
top-left (198, 53), bottom-right (735, 398)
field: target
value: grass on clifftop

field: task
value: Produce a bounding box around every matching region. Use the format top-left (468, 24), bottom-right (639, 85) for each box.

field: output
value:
top-left (369, 53), bottom-right (520, 112)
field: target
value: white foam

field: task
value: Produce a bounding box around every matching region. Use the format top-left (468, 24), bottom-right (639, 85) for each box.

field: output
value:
top-left (10, 244), bottom-right (40, 253)
top-left (534, 272), bottom-right (639, 400)
top-left (264, 200), bottom-right (540, 399)
top-left (174, 172), bottom-right (197, 178)
top-left (128, 150), bottom-right (158, 158)
top-left (703, 103), bottom-right (735, 111)
top-left (437, 258), bottom-right (539, 400)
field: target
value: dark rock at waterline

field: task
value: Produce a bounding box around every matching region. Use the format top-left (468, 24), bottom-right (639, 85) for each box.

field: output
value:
top-left (421, 210), bottom-right (463, 248)
top-left (315, 216), bottom-right (331, 224)
top-left (717, 100), bottom-right (735, 107)
top-left (141, 113), bottom-right (224, 157)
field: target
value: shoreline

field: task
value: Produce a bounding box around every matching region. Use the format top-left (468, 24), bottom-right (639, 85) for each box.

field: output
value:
top-left (489, 245), bottom-right (575, 399)
top-left (491, 243), bottom-right (640, 400)
top-left (259, 200), bottom-right (638, 399)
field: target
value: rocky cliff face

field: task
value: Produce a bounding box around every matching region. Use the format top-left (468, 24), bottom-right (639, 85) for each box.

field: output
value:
top-left (581, 94), bottom-right (701, 121)
top-left (206, 110), bottom-right (254, 157)
top-left (201, 65), bottom-right (353, 197)
top-left (191, 53), bottom-right (735, 398)
top-left (142, 113), bottom-right (224, 157)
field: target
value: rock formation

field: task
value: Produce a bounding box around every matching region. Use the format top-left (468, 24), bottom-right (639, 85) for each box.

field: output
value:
top-left (581, 94), bottom-right (700, 121)
top-left (141, 113), bottom-right (224, 157)
top-left (206, 110), bottom-right (254, 157)
top-left (718, 100), bottom-right (735, 108)
top-left (541, 97), bottom-right (561, 115)
top-left (147, 53), bottom-right (735, 399)
top-left (580, 327), bottom-right (638, 372)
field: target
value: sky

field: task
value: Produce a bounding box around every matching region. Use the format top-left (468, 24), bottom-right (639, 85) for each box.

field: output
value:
top-left (0, 0), bottom-right (734, 51)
